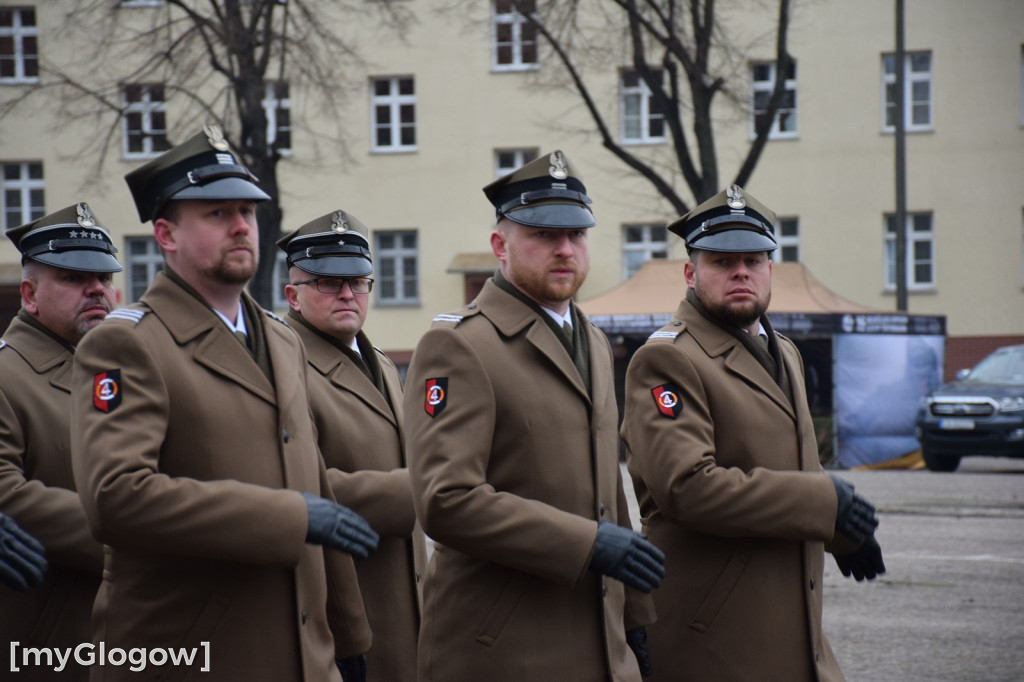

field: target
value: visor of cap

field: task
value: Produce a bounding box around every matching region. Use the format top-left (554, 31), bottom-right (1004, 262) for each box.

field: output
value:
top-left (30, 249), bottom-right (124, 273)
top-left (292, 254), bottom-right (374, 278)
top-left (687, 226), bottom-right (778, 253)
top-left (170, 176), bottom-right (271, 204)
top-left (504, 202), bottom-right (596, 229)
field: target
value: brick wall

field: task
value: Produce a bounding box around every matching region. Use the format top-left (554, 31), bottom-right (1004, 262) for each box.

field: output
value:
top-left (944, 335), bottom-right (1024, 382)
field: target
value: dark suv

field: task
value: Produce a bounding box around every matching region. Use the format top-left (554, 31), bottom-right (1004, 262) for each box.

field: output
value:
top-left (916, 344), bottom-right (1024, 471)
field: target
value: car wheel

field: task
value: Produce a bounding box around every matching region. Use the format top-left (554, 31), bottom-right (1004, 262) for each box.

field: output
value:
top-left (922, 448), bottom-right (961, 472)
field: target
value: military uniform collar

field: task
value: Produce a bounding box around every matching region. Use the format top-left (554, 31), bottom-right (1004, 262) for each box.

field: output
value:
top-left (1, 313), bottom-right (74, 373)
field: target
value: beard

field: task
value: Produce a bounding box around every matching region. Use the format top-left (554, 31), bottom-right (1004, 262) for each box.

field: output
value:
top-left (693, 278), bottom-right (770, 329)
top-left (510, 258), bottom-right (587, 307)
top-left (208, 247), bottom-right (257, 286)
top-left (73, 296), bottom-right (113, 339)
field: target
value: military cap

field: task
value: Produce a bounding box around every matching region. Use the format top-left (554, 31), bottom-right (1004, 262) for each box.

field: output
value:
top-left (668, 184), bottom-right (777, 253)
top-left (276, 209), bottom-right (373, 278)
top-left (6, 202), bottom-right (123, 273)
top-left (483, 150), bottom-right (596, 229)
top-left (124, 124), bottom-right (271, 223)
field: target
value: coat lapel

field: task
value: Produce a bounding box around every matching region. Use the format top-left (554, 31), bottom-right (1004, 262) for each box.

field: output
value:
top-left (303, 329), bottom-right (398, 427)
top-left (144, 273), bottom-right (275, 405)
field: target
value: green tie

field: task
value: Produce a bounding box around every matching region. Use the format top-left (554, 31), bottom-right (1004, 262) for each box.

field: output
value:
top-left (758, 333), bottom-right (768, 348)
top-left (562, 321), bottom-right (574, 350)
top-left (234, 330), bottom-right (250, 350)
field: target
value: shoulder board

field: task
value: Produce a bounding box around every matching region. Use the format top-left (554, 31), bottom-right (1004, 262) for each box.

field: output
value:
top-left (264, 309), bottom-right (287, 325)
top-left (0, 339), bottom-right (6, 351)
top-left (431, 313), bottom-right (464, 328)
top-left (648, 329), bottom-right (680, 341)
top-left (105, 308), bottom-right (149, 325)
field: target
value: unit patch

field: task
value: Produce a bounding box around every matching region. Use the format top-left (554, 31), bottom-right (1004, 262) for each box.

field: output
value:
top-left (93, 369), bottom-right (122, 413)
top-left (651, 383), bottom-right (682, 419)
top-left (424, 377), bottom-right (448, 418)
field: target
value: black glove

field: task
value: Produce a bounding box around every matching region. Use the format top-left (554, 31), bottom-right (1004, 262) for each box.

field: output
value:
top-left (336, 654), bottom-right (366, 682)
top-left (830, 475), bottom-right (878, 546)
top-left (834, 534), bottom-right (886, 581)
top-left (0, 513), bottom-right (47, 591)
top-left (302, 492), bottom-right (379, 560)
top-left (589, 521), bottom-right (665, 594)
top-left (626, 626), bottom-right (652, 677)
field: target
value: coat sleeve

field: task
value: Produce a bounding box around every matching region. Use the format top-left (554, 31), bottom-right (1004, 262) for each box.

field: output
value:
top-left (71, 321), bottom-right (309, 566)
top-left (327, 467), bottom-right (416, 537)
top-left (405, 326), bottom-right (597, 587)
top-left (622, 340), bottom-right (836, 542)
top-left (0, 386), bottom-right (103, 573)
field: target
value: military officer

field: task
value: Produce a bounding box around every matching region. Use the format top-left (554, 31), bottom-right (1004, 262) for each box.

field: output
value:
top-left (621, 185), bottom-right (885, 681)
top-left (0, 202), bottom-right (122, 680)
top-left (70, 126), bottom-right (378, 682)
top-left (404, 151), bottom-right (664, 682)
top-left (278, 210), bottom-right (425, 682)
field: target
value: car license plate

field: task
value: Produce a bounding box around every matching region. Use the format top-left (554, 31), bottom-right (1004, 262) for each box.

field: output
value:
top-left (938, 418), bottom-right (975, 430)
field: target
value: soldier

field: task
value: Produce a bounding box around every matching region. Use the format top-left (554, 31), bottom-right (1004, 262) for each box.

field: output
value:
top-left (0, 203), bottom-right (122, 679)
top-left (71, 126), bottom-right (378, 682)
top-left (621, 185), bottom-right (885, 681)
top-left (278, 210), bottom-right (424, 682)
top-left (404, 150), bottom-right (664, 681)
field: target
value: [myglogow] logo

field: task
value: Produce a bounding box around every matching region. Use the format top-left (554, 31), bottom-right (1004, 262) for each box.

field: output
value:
top-left (424, 377), bottom-right (448, 418)
top-left (93, 369), bottom-right (122, 413)
top-left (9, 641), bottom-right (210, 673)
top-left (651, 383), bottom-right (682, 419)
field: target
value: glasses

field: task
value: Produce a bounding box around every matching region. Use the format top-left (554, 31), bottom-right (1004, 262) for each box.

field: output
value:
top-left (292, 276), bottom-right (374, 295)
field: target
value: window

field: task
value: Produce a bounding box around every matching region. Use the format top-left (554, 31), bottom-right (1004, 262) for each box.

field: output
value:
top-left (885, 212), bottom-right (934, 289)
top-left (492, 0), bottom-right (537, 71)
top-left (620, 69), bottom-right (665, 144)
top-left (622, 224), bottom-right (668, 280)
top-left (751, 60), bottom-right (797, 139)
top-left (123, 84), bottom-right (171, 158)
top-left (125, 236), bottom-right (162, 303)
top-left (773, 217), bottom-right (799, 262)
top-left (375, 230), bottom-right (418, 305)
top-left (273, 250), bottom-right (289, 310)
top-left (263, 82), bottom-right (291, 155)
top-left (0, 8), bottom-right (38, 82)
top-left (882, 52), bottom-right (932, 132)
top-left (371, 77), bottom-right (416, 152)
top-left (494, 148), bottom-right (538, 178)
top-left (1, 162), bottom-right (44, 230)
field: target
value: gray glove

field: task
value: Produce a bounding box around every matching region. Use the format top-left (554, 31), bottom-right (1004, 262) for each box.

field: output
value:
top-left (0, 513), bottom-right (47, 591)
top-left (834, 534), bottom-right (886, 581)
top-left (830, 475), bottom-right (878, 545)
top-left (302, 492), bottom-right (379, 560)
top-left (626, 626), bottom-right (652, 677)
top-left (589, 521), bottom-right (665, 594)
top-left (336, 654), bottom-right (366, 682)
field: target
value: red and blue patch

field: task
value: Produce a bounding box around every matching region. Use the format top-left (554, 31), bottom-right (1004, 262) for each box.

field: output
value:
top-left (651, 383), bottom-right (682, 419)
top-left (93, 369), bottom-right (122, 413)
top-left (424, 377), bottom-right (448, 417)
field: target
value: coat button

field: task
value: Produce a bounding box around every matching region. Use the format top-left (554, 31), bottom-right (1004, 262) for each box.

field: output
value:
top-left (599, 502), bottom-right (606, 517)
top-left (809, 578), bottom-right (816, 590)
top-left (467, 303), bottom-right (477, 309)
top-left (301, 609), bottom-right (308, 624)
top-left (416, 571), bottom-right (422, 583)
top-left (282, 429), bottom-right (291, 443)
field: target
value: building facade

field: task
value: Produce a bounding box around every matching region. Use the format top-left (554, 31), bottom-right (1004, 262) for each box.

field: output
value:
top-left (1, 0), bottom-right (1022, 374)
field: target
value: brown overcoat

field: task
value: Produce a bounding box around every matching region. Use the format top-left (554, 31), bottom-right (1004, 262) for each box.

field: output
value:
top-left (293, 320), bottom-right (424, 682)
top-left (70, 272), bottom-right (370, 682)
top-left (621, 298), bottom-right (845, 682)
top-left (0, 315), bottom-right (103, 679)
top-left (405, 279), bottom-right (653, 682)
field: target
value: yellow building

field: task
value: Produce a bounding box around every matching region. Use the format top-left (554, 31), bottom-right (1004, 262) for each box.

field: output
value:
top-left (1, 0), bottom-right (1022, 372)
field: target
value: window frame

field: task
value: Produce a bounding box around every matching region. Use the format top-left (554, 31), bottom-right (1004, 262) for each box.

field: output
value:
top-left (619, 68), bottom-right (666, 145)
top-left (882, 51), bottom-right (933, 133)
top-left (772, 217), bottom-right (800, 262)
top-left (370, 76), bottom-right (417, 153)
top-left (884, 212), bottom-right (935, 291)
top-left (750, 60), bottom-right (798, 140)
top-left (0, 7), bottom-right (39, 83)
top-left (374, 230), bottom-right (419, 306)
top-left (494, 148), bottom-right (538, 179)
top-left (491, 0), bottom-right (538, 72)
top-left (621, 223), bottom-right (668, 280)
top-left (263, 81), bottom-right (292, 156)
top-left (124, 235), bottom-right (163, 303)
top-left (122, 84), bottom-right (171, 159)
top-left (1, 161), bottom-right (44, 231)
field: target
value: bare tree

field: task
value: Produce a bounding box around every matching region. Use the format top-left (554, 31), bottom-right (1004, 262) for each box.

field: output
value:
top-left (464, 0), bottom-right (792, 215)
top-left (3, 0), bottom-right (413, 306)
